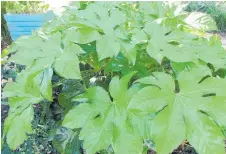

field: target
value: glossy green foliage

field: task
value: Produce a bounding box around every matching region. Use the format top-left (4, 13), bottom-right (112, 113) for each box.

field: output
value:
top-left (2, 1), bottom-right (226, 154)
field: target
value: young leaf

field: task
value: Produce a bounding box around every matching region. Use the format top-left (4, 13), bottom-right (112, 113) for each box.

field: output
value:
top-left (109, 72), bottom-right (135, 105)
top-left (96, 35), bottom-right (120, 60)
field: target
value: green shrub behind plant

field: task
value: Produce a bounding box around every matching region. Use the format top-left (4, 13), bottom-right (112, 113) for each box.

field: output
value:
top-left (185, 1), bottom-right (226, 31)
top-left (1, 1), bottom-right (49, 14)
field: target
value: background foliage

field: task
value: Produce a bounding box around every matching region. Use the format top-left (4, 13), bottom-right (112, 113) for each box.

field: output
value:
top-left (1, 1), bottom-right (49, 14)
top-left (185, 1), bottom-right (226, 32)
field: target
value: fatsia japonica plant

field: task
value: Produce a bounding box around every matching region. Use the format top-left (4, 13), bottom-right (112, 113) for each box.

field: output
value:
top-left (2, 1), bottom-right (226, 154)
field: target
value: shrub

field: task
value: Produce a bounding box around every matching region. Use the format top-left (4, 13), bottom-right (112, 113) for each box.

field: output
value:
top-left (2, 2), bottom-right (226, 154)
top-left (185, 1), bottom-right (226, 31)
top-left (1, 1), bottom-right (49, 14)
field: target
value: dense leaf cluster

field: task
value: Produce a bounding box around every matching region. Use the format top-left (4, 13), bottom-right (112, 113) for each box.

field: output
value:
top-left (2, 2), bottom-right (226, 154)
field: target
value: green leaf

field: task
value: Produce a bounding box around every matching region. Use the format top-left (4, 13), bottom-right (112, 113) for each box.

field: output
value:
top-left (127, 110), bottom-right (153, 139)
top-left (185, 112), bottom-right (225, 154)
top-left (215, 68), bottom-right (226, 78)
top-left (64, 96), bottom-right (112, 153)
top-left (128, 86), bottom-right (167, 113)
top-left (9, 35), bottom-right (45, 66)
top-left (120, 41), bottom-right (137, 65)
top-left (9, 33), bottom-right (62, 67)
top-left (144, 21), bottom-right (196, 63)
top-left (58, 80), bottom-right (84, 111)
top-left (114, 25), bottom-right (130, 40)
top-left (104, 58), bottom-right (129, 74)
top-left (39, 68), bottom-right (53, 101)
top-left (24, 68), bottom-right (44, 98)
top-left (193, 36), bottom-right (226, 69)
top-left (112, 105), bottom-right (143, 154)
top-left (152, 100), bottom-right (186, 154)
top-left (1, 48), bottom-right (9, 58)
top-left (7, 97), bottom-right (41, 110)
top-left (171, 60), bottom-right (211, 78)
top-left (64, 27), bottom-right (101, 44)
top-left (5, 105), bottom-right (34, 150)
top-left (200, 96), bottom-right (226, 127)
top-left (54, 44), bottom-right (84, 79)
top-left (14, 35), bottom-right (44, 50)
top-left (132, 69), bottom-right (226, 154)
top-left (73, 86), bottom-right (111, 103)
top-left (185, 12), bottom-right (218, 31)
top-left (63, 74), bottom-right (145, 154)
top-left (109, 72), bottom-right (135, 104)
top-left (108, 8), bottom-right (126, 27)
top-left (96, 35), bottom-right (120, 60)
top-left (78, 3), bottom-right (108, 27)
top-left (41, 32), bottom-right (63, 57)
top-left (2, 81), bottom-right (25, 98)
top-left (135, 72), bottom-right (175, 91)
top-left (79, 106), bottom-right (114, 154)
top-left (64, 86), bottom-right (111, 129)
top-left (58, 93), bottom-right (74, 110)
top-left (53, 127), bottom-right (82, 154)
top-left (130, 28), bottom-right (148, 44)
top-left (7, 42), bottom-right (20, 54)
top-left (113, 125), bottom-right (143, 154)
top-left (63, 101), bottom-right (109, 129)
top-left (78, 3), bottom-right (125, 35)
top-left (3, 66), bottom-right (45, 100)
top-left (139, 2), bottom-right (167, 18)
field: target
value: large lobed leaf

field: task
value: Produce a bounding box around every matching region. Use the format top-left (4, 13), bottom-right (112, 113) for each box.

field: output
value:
top-left (3, 104), bottom-right (34, 150)
top-left (2, 64), bottom-right (53, 149)
top-left (130, 69), bottom-right (226, 154)
top-left (144, 21), bottom-right (226, 68)
top-left (63, 73), bottom-right (148, 154)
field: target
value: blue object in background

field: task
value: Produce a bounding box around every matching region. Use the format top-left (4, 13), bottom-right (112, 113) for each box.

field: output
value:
top-left (4, 11), bottom-right (54, 41)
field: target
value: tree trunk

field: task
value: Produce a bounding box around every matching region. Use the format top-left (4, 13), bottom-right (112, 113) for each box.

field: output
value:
top-left (1, 4), bottom-right (12, 50)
